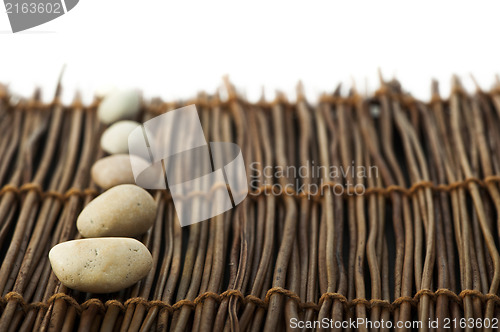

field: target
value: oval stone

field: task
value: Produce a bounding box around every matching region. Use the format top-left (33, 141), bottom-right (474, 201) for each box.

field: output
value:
top-left (97, 89), bottom-right (141, 124)
top-left (49, 238), bottom-right (152, 293)
top-left (91, 154), bottom-right (149, 190)
top-left (100, 120), bottom-right (141, 154)
top-left (77, 184), bottom-right (157, 237)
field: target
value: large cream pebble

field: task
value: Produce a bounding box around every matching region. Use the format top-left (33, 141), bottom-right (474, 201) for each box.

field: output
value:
top-left (97, 89), bottom-right (141, 124)
top-left (91, 154), bottom-right (150, 190)
top-left (77, 184), bottom-right (157, 237)
top-left (49, 238), bottom-right (152, 293)
top-left (100, 120), bottom-right (141, 154)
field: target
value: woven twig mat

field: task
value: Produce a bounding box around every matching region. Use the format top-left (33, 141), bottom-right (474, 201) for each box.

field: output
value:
top-left (2, 79), bottom-right (500, 331)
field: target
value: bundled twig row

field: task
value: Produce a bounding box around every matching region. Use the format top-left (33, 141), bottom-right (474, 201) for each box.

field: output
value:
top-left (1, 76), bottom-right (500, 331)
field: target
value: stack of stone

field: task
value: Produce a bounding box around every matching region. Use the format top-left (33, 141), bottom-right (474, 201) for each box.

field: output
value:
top-left (49, 90), bottom-right (157, 293)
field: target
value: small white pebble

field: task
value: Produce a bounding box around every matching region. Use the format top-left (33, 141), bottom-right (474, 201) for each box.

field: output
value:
top-left (100, 120), bottom-right (141, 155)
top-left (97, 89), bottom-right (141, 124)
top-left (49, 238), bottom-right (152, 293)
top-left (91, 154), bottom-right (150, 190)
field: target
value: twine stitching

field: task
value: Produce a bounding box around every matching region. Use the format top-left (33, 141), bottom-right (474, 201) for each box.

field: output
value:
top-left (0, 183), bottom-right (98, 201)
top-left (3, 287), bottom-right (500, 315)
top-left (2, 175), bottom-right (500, 203)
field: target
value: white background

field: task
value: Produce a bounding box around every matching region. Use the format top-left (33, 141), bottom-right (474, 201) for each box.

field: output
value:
top-left (0, 0), bottom-right (499, 104)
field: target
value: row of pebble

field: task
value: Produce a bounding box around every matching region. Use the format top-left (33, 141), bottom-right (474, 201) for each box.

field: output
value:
top-left (49, 90), bottom-right (157, 293)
